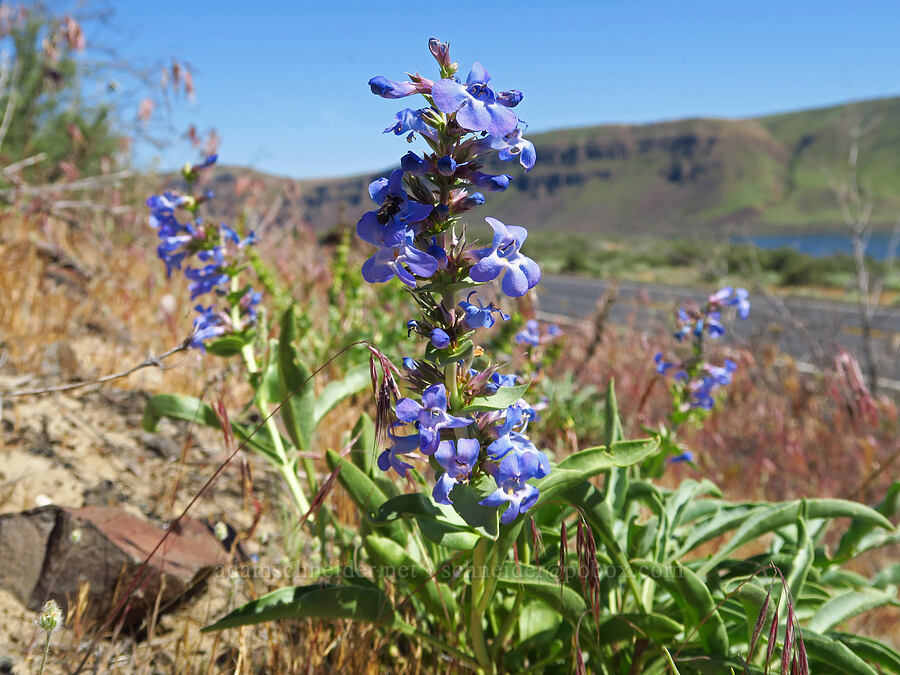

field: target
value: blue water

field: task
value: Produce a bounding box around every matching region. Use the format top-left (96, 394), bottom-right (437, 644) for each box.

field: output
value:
top-left (735, 232), bottom-right (896, 260)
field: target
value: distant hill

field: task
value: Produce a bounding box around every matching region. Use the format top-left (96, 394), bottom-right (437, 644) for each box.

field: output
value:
top-left (208, 96), bottom-right (900, 236)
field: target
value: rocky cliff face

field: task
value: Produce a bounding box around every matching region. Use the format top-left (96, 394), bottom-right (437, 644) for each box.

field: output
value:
top-left (206, 96), bottom-right (900, 236)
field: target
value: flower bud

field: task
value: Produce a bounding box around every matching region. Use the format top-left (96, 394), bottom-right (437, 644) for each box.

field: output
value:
top-left (436, 156), bottom-right (457, 176)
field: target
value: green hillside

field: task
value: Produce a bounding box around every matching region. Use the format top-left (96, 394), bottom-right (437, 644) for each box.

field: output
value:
top-left (212, 96), bottom-right (900, 235)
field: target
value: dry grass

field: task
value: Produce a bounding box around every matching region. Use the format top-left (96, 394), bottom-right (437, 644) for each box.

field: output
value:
top-left (1, 185), bottom-right (897, 670)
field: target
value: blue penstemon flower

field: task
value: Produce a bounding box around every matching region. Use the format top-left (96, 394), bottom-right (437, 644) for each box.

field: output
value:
top-left (469, 218), bottom-right (541, 297)
top-left (458, 291), bottom-right (510, 329)
top-left (479, 451), bottom-right (542, 525)
top-left (146, 154), bottom-right (263, 351)
top-left (431, 62), bottom-right (521, 137)
top-left (394, 383), bottom-right (472, 455)
top-left (361, 39), bottom-right (550, 522)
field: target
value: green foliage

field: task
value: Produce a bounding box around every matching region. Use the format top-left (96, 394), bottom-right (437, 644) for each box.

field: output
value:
top-left (205, 383), bottom-right (900, 673)
top-left (0, 7), bottom-right (120, 182)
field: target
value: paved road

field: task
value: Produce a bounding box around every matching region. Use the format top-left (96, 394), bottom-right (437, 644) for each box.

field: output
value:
top-left (535, 275), bottom-right (900, 386)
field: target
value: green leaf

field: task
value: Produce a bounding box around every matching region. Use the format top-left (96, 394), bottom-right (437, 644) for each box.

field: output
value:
top-left (535, 438), bottom-right (659, 505)
top-left (699, 499), bottom-right (893, 575)
top-left (675, 504), bottom-right (765, 557)
top-left (365, 535), bottom-right (457, 622)
top-left (784, 504), bottom-right (814, 610)
top-left (802, 631), bottom-right (879, 675)
top-left (277, 306), bottom-right (315, 451)
top-left (603, 378), bottom-right (624, 446)
top-left (325, 449), bottom-right (405, 543)
top-left (205, 333), bottom-right (252, 357)
top-left (833, 633), bottom-right (900, 673)
top-left (495, 562), bottom-right (586, 627)
top-left (636, 561), bottom-right (729, 654)
top-left (313, 365), bottom-right (371, 426)
top-left (456, 384), bottom-right (530, 414)
top-left (424, 339), bottom-right (473, 366)
top-left (202, 584), bottom-right (394, 631)
top-left (349, 412), bottom-right (376, 474)
top-left (448, 476), bottom-right (498, 539)
top-left (807, 588), bottom-right (900, 634)
top-left (369, 493), bottom-right (481, 550)
top-left (665, 479), bottom-right (723, 534)
top-left (835, 481), bottom-right (900, 561)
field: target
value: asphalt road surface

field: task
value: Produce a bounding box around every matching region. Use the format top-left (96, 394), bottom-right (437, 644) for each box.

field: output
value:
top-left (535, 275), bottom-right (900, 387)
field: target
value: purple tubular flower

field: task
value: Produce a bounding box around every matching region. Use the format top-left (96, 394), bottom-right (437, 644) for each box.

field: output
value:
top-left (430, 328), bottom-right (451, 349)
top-left (654, 352), bottom-right (675, 375)
top-left (147, 192), bottom-right (185, 234)
top-left (364, 169), bottom-right (434, 228)
top-left (436, 155), bottom-right (457, 176)
top-left (431, 62), bottom-right (521, 136)
top-left (470, 127), bottom-right (537, 171)
top-left (184, 247), bottom-right (229, 299)
top-left (730, 288), bottom-right (751, 319)
top-left (377, 426), bottom-right (420, 477)
top-left (394, 383), bottom-right (472, 455)
top-left (193, 154), bottom-right (218, 170)
top-left (189, 305), bottom-right (226, 350)
top-left (357, 170), bottom-right (438, 286)
top-left (705, 359), bottom-right (737, 385)
top-left (463, 170), bottom-right (511, 192)
top-left (360, 231), bottom-right (440, 287)
top-left (480, 451), bottom-right (542, 524)
top-left (710, 286), bottom-right (751, 320)
top-left (433, 438), bottom-right (480, 505)
top-left (515, 319), bottom-right (541, 346)
top-left (470, 218), bottom-right (541, 297)
top-left (383, 108), bottom-right (438, 141)
top-left (400, 151), bottom-right (431, 176)
top-left (369, 76), bottom-right (419, 99)
top-left (669, 451), bottom-right (694, 463)
top-left (487, 372), bottom-right (517, 393)
top-left (461, 192), bottom-right (485, 211)
top-left (428, 37), bottom-right (451, 69)
top-left (427, 238), bottom-right (448, 269)
top-left (706, 311), bottom-right (725, 338)
top-left (458, 291), bottom-right (510, 329)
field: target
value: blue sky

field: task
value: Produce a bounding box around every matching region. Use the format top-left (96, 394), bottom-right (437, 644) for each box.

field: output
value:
top-left (95, 1), bottom-right (900, 179)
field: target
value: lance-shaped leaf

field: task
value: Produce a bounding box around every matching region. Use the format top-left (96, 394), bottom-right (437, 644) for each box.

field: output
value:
top-left (698, 499), bottom-right (893, 576)
top-left (277, 306), bottom-right (315, 451)
top-left (801, 631), bottom-right (879, 675)
top-left (634, 561), bottom-right (729, 655)
top-left (202, 584), bottom-right (394, 631)
top-left (535, 439), bottom-right (658, 505)
top-left (807, 588), bottom-right (900, 634)
top-left (456, 383), bottom-right (530, 414)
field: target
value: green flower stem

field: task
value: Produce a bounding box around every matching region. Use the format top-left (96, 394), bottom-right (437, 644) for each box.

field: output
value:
top-left (232, 285), bottom-right (310, 516)
top-left (490, 590), bottom-right (522, 664)
top-left (38, 633), bottom-right (50, 675)
top-left (470, 538), bottom-right (494, 672)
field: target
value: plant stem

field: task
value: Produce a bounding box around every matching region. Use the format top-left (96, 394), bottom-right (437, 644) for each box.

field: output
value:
top-left (38, 633), bottom-right (50, 675)
top-left (470, 538), bottom-right (494, 672)
top-left (491, 591), bottom-right (522, 664)
top-left (238, 332), bottom-right (311, 516)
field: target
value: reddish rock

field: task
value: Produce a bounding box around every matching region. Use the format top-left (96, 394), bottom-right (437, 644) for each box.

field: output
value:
top-left (0, 506), bottom-right (227, 627)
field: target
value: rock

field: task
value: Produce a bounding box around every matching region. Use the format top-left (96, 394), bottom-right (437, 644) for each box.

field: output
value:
top-left (135, 430), bottom-right (180, 460)
top-left (0, 506), bottom-right (227, 628)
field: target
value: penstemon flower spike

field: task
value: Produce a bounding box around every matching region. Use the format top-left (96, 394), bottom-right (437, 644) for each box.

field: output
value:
top-left (358, 38), bottom-right (547, 523)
